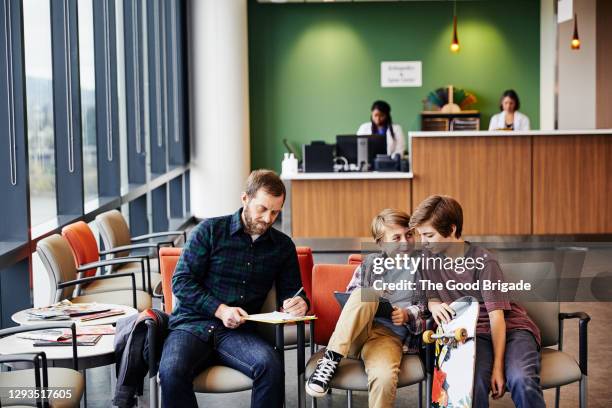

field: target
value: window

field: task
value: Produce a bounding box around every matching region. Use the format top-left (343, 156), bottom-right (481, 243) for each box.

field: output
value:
top-left (115, 0), bottom-right (129, 194)
top-left (23, 0), bottom-right (57, 226)
top-left (78, 0), bottom-right (98, 204)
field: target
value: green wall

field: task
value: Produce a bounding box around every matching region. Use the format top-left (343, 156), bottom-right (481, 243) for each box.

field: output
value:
top-left (248, 0), bottom-right (540, 172)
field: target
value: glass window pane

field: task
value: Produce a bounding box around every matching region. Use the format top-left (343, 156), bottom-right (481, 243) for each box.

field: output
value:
top-left (23, 0), bottom-right (57, 226)
top-left (116, 0), bottom-right (129, 194)
top-left (78, 0), bottom-right (98, 203)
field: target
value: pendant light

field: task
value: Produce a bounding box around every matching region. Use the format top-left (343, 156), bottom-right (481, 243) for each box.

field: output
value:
top-left (450, 1), bottom-right (460, 53)
top-left (571, 13), bottom-right (580, 50)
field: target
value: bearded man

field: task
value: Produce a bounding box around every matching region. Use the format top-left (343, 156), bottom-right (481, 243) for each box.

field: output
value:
top-left (160, 169), bottom-right (308, 408)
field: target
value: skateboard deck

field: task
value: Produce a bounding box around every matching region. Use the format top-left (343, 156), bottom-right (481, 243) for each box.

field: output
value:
top-left (423, 296), bottom-right (479, 408)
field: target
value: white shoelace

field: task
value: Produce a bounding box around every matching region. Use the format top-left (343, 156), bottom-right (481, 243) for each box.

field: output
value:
top-left (311, 357), bottom-right (339, 383)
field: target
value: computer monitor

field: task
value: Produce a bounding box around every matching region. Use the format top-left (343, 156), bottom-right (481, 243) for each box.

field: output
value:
top-left (336, 135), bottom-right (387, 169)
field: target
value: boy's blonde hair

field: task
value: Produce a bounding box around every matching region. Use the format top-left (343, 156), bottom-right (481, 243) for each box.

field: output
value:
top-left (371, 208), bottom-right (412, 244)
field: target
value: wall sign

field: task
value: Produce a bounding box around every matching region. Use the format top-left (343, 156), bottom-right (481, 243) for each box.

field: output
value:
top-left (557, 0), bottom-right (573, 23)
top-left (380, 61), bottom-right (422, 88)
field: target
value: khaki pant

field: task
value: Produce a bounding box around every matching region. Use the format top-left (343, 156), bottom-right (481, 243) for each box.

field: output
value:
top-left (327, 288), bottom-right (403, 408)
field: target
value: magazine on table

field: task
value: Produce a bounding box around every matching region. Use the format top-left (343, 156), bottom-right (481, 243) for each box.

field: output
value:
top-left (17, 325), bottom-right (115, 343)
top-left (78, 309), bottom-right (125, 321)
top-left (25, 300), bottom-right (110, 320)
top-left (33, 335), bottom-right (102, 347)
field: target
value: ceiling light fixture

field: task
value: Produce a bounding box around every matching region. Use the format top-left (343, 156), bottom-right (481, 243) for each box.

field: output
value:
top-left (571, 13), bottom-right (580, 50)
top-left (450, 0), bottom-right (460, 53)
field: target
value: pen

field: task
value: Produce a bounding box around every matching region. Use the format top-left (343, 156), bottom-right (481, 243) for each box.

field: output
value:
top-left (290, 287), bottom-right (304, 299)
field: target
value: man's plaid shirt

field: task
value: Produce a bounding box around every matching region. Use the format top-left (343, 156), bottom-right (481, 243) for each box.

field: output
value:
top-left (168, 209), bottom-right (305, 342)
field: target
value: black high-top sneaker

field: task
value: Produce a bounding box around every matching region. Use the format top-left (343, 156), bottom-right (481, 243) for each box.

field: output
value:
top-left (306, 349), bottom-right (343, 397)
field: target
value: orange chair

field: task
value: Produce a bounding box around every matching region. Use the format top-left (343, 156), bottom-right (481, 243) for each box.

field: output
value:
top-left (158, 247), bottom-right (182, 313)
top-left (158, 247), bottom-right (312, 345)
top-left (310, 264), bottom-right (356, 346)
top-left (347, 253), bottom-right (363, 265)
top-left (306, 264), bottom-right (425, 407)
top-left (296, 247), bottom-right (314, 305)
top-left (62, 221), bottom-right (161, 296)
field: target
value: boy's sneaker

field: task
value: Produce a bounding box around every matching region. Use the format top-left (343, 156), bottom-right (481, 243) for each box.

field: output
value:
top-left (306, 349), bottom-right (343, 397)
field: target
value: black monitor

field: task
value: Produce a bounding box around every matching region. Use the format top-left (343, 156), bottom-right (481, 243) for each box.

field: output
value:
top-left (336, 135), bottom-right (387, 169)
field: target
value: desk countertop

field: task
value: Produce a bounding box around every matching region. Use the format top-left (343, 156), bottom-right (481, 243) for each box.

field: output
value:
top-left (281, 171), bottom-right (413, 180)
top-left (409, 129), bottom-right (612, 138)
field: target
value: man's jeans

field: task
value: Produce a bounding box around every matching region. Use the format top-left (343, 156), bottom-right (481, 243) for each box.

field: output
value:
top-left (159, 327), bottom-right (284, 408)
top-left (474, 330), bottom-right (546, 408)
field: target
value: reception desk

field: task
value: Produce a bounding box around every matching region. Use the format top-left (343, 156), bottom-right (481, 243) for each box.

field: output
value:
top-left (282, 172), bottom-right (412, 238)
top-left (283, 129), bottom-right (611, 238)
top-left (411, 130), bottom-right (612, 235)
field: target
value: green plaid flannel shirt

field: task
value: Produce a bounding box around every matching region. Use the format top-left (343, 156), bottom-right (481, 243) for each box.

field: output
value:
top-left (168, 209), bottom-right (305, 342)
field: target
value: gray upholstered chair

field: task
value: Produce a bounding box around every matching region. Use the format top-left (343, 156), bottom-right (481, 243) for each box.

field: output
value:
top-left (424, 261), bottom-right (590, 408)
top-left (36, 234), bottom-right (152, 311)
top-left (503, 262), bottom-right (589, 408)
top-left (0, 322), bottom-right (84, 407)
top-left (95, 210), bottom-right (186, 295)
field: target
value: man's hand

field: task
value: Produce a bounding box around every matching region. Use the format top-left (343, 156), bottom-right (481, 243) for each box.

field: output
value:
top-left (215, 304), bottom-right (248, 329)
top-left (281, 296), bottom-right (308, 317)
top-left (391, 306), bottom-right (409, 326)
top-left (490, 365), bottom-right (506, 399)
top-left (429, 302), bottom-right (455, 325)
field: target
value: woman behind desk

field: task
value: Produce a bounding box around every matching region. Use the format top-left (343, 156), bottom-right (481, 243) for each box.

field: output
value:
top-left (488, 89), bottom-right (530, 131)
top-left (357, 100), bottom-right (405, 157)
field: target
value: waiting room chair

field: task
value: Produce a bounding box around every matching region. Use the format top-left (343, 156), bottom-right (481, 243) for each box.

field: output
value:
top-left (504, 262), bottom-right (590, 408)
top-left (423, 262), bottom-right (590, 408)
top-left (61, 221), bottom-right (161, 296)
top-left (148, 247), bottom-right (255, 407)
top-left (0, 322), bottom-right (84, 407)
top-left (36, 234), bottom-right (152, 311)
top-left (296, 247), bottom-right (314, 305)
top-left (347, 254), bottom-right (363, 265)
top-left (95, 210), bottom-right (186, 263)
top-left (305, 264), bottom-right (425, 407)
top-left (158, 247), bottom-right (311, 347)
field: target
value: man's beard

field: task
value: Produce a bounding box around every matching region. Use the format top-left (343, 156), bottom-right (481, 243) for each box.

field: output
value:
top-left (242, 207), bottom-right (270, 235)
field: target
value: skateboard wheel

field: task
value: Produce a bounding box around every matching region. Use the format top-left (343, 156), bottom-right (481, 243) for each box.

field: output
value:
top-left (422, 330), bottom-right (435, 344)
top-left (454, 328), bottom-right (468, 342)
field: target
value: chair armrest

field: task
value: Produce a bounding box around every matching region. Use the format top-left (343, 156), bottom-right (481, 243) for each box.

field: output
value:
top-left (77, 257), bottom-right (145, 272)
top-left (59, 272), bottom-right (138, 310)
top-left (99, 242), bottom-right (170, 255)
top-left (79, 257), bottom-right (150, 295)
top-left (0, 322), bottom-right (79, 371)
top-left (131, 231), bottom-right (186, 243)
top-left (0, 352), bottom-right (43, 365)
top-left (559, 311), bottom-right (590, 375)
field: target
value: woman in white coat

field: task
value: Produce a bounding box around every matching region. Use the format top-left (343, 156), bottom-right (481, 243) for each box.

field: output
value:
top-left (488, 90), bottom-right (530, 131)
top-left (356, 100), bottom-right (405, 157)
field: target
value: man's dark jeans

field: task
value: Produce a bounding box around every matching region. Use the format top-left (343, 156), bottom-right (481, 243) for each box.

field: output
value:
top-left (474, 330), bottom-right (546, 408)
top-left (159, 327), bottom-right (284, 408)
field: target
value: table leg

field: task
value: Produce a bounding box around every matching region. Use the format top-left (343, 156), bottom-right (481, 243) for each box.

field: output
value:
top-left (297, 321), bottom-right (306, 408)
top-left (110, 363), bottom-right (116, 394)
top-left (80, 369), bottom-right (87, 408)
top-left (275, 323), bottom-right (286, 408)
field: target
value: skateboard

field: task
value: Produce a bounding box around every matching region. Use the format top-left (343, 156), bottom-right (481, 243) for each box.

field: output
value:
top-left (423, 296), bottom-right (479, 408)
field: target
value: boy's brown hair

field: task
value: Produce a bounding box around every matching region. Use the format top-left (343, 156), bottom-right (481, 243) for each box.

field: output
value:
top-left (409, 195), bottom-right (463, 238)
top-left (371, 208), bottom-right (412, 244)
top-left (245, 169), bottom-right (286, 200)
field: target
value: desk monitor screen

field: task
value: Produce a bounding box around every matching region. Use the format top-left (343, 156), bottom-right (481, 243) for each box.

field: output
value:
top-left (336, 135), bottom-right (387, 167)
